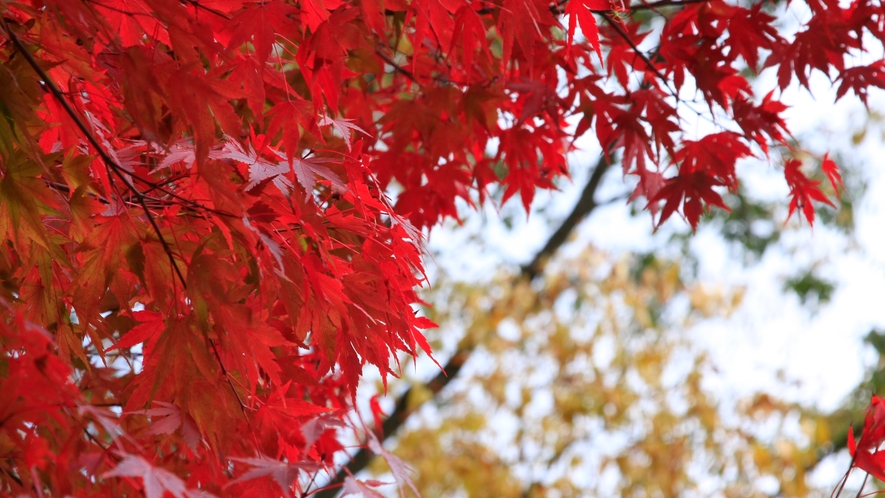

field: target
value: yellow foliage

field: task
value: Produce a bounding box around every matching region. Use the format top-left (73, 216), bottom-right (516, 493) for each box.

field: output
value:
top-left (370, 246), bottom-right (833, 497)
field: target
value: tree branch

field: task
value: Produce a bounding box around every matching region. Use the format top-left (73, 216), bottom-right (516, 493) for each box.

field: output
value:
top-left (599, 12), bottom-right (678, 99)
top-left (628, 0), bottom-right (711, 11)
top-left (522, 154), bottom-right (613, 279)
top-left (315, 154), bottom-right (614, 497)
top-left (375, 45), bottom-right (422, 87)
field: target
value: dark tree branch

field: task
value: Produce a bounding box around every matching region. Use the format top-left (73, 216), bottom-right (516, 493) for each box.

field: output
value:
top-left (522, 154), bottom-right (614, 279)
top-left (315, 154), bottom-right (614, 498)
top-left (628, 0), bottom-right (711, 11)
top-left (386, 0), bottom-right (709, 19)
top-left (375, 45), bottom-right (422, 86)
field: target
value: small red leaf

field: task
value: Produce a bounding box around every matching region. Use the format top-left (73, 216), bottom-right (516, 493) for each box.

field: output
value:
top-left (342, 476), bottom-right (389, 497)
top-left (228, 455), bottom-right (324, 492)
top-left (368, 433), bottom-right (420, 498)
top-left (652, 172), bottom-right (730, 231)
top-left (565, 0), bottom-right (610, 63)
top-left (821, 153), bottom-right (844, 200)
top-left (103, 454), bottom-right (204, 498)
top-left (783, 159), bottom-right (834, 226)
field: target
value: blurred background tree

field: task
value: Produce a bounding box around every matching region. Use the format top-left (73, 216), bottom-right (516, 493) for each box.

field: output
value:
top-left (373, 248), bottom-right (835, 497)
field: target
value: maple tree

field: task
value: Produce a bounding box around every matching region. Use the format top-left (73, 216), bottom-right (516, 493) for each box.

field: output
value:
top-left (0, 0), bottom-right (881, 495)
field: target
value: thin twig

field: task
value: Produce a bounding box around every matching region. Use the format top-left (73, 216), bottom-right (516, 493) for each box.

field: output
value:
top-left (855, 472), bottom-right (869, 498)
top-left (375, 46), bottom-right (422, 86)
top-left (600, 13), bottom-right (678, 99)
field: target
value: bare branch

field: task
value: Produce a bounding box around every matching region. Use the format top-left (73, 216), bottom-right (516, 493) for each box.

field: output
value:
top-left (628, 0), bottom-right (711, 11)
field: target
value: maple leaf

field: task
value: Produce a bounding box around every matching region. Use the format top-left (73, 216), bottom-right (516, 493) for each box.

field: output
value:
top-left (132, 401), bottom-right (202, 451)
top-left (77, 404), bottom-right (134, 446)
top-left (217, 138), bottom-right (295, 195)
top-left (266, 99), bottom-right (313, 158)
top-left (732, 91), bottom-right (790, 153)
top-left (94, 0), bottom-right (171, 48)
top-left (341, 476), bottom-right (390, 497)
top-left (677, 132), bottom-right (751, 186)
top-left (565, 0), bottom-right (610, 63)
top-left (301, 413), bottom-right (349, 451)
top-left (275, 149), bottom-right (348, 194)
top-left (369, 395), bottom-right (387, 436)
top-left (649, 132), bottom-right (751, 229)
top-left (103, 454), bottom-right (209, 498)
top-left (848, 396), bottom-right (885, 481)
top-left (725, 4), bottom-right (781, 70)
top-left (318, 115), bottom-right (370, 152)
top-left (168, 68), bottom-right (241, 164)
top-left (223, 2), bottom-right (298, 63)
top-left (107, 310), bottom-right (165, 352)
top-left (821, 153), bottom-right (844, 200)
top-left (301, 0), bottom-right (345, 33)
top-left (835, 61), bottom-right (885, 107)
top-left (783, 159), bottom-right (834, 225)
top-left (227, 455), bottom-right (324, 492)
top-left (152, 140), bottom-right (199, 173)
top-left (652, 171), bottom-right (730, 231)
top-left (451, 5), bottom-right (493, 78)
top-left (368, 433), bottom-right (420, 498)
top-left (243, 216), bottom-right (286, 273)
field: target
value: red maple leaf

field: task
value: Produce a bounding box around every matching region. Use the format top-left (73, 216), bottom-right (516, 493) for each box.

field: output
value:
top-left (822, 153), bottom-right (844, 200)
top-left (565, 0), bottom-right (612, 63)
top-left (130, 401), bottom-right (202, 451)
top-left (103, 454), bottom-right (206, 498)
top-left (836, 62), bottom-right (885, 107)
top-left (783, 159), bottom-right (834, 225)
top-left (227, 455), bottom-right (324, 492)
top-left (848, 396), bottom-right (885, 481)
top-left (341, 476), bottom-right (390, 497)
top-left (652, 171), bottom-right (729, 230)
top-left (368, 433), bottom-right (420, 498)
top-left (318, 115), bottom-right (370, 152)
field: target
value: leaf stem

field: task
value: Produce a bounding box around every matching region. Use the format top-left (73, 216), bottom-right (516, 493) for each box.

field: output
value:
top-left (855, 472), bottom-right (869, 498)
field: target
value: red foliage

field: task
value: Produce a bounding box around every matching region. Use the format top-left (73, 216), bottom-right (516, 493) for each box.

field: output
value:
top-left (848, 397), bottom-right (885, 480)
top-left (0, 0), bottom-right (875, 495)
top-left (837, 396), bottom-right (885, 494)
